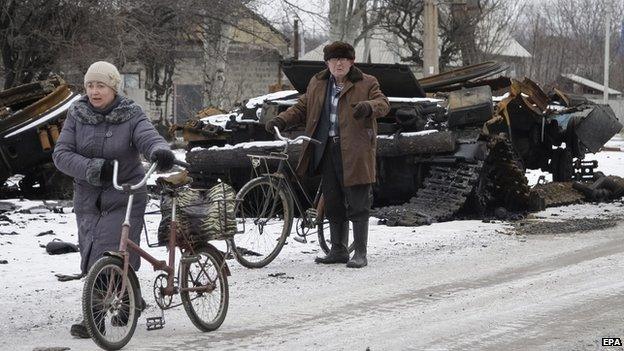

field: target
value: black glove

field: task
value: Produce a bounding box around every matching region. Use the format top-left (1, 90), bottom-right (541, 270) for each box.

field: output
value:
top-left (265, 117), bottom-right (286, 134)
top-left (100, 160), bottom-right (114, 183)
top-left (151, 149), bottom-right (175, 172)
top-left (352, 101), bottom-right (372, 119)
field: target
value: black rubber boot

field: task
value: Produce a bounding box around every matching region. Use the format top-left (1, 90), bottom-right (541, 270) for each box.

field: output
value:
top-left (315, 221), bottom-right (349, 264)
top-left (70, 320), bottom-right (90, 338)
top-left (347, 220), bottom-right (368, 268)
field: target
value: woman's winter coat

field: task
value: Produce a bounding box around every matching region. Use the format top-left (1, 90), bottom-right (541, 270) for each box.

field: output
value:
top-left (53, 95), bottom-right (169, 274)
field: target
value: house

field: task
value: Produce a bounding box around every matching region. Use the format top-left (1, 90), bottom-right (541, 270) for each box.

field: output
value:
top-left (559, 73), bottom-right (623, 99)
top-left (122, 7), bottom-right (290, 125)
top-left (300, 31), bottom-right (407, 64)
top-left (301, 27), bottom-right (531, 79)
top-left (559, 73), bottom-right (624, 122)
top-left (478, 27), bottom-right (532, 78)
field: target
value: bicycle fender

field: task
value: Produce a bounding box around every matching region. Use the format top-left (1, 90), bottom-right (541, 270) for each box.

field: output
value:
top-left (103, 251), bottom-right (124, 260)
top-left (201, 243), bottom-right (231, 277)
top-left (101, 251), bottom-right (142, 296)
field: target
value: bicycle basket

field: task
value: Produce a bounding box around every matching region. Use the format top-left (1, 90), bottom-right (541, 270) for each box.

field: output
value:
top-left (157, 181), bottom-right (238, 248)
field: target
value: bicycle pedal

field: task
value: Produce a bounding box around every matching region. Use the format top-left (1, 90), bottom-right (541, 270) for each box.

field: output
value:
top-left (293, 236), bottom-right (307, 244)
top-left (146, 316), bottom-right (165, 331)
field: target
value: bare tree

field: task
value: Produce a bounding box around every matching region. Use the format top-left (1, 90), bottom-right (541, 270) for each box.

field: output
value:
top-left (517, 0), bottom-right (624, 88)
top-left (0, 0), bottom-right (94, 89)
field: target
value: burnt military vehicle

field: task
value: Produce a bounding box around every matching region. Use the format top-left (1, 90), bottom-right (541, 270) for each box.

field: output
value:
top-left (186, 61), bottom-right (622, 225)
top-left (0, 77), bottom-right (79, 199)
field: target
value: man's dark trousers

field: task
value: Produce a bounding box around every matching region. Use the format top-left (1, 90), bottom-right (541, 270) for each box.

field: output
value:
top-left (321, 137), bottom-right (371, 223)
top-left (315, 136), bottom-right (371, 266)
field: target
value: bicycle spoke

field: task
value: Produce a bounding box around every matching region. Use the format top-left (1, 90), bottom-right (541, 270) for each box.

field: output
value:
top-left (181, 248), bottom-right (228, 331)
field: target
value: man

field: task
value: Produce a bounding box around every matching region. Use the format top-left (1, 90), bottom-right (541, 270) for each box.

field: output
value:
top-left (265, 41), bottom-right (389, 268)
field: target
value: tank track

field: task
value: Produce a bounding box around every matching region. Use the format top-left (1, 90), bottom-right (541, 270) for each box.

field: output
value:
top-left (374, 161), bottom-right (483, 226)
top-left (478, 136), bottom-right (531, 210)
top-left (374, 135), bottom-right (532, 226)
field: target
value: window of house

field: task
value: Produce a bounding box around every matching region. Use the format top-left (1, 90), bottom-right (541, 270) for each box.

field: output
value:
top-left (122, 73), bottom-right (140, 90)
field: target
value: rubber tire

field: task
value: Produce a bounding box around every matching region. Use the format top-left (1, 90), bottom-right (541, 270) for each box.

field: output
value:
top-left (233, 176), bottom-right (293, 268)
top-left (82, 256), bottom-right (140, 351)
top-left (180, 244), bottom-right (229, 331)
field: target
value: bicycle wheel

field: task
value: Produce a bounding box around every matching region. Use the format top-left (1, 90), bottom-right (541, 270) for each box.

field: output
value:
top-left (317, 212), bottom-right (355, 254)
top-left (233, 176), bottom-right (293, 268)
top-left (82, 256), bottom-right (140, 351)
top-left (180, 245), bottom-right (229, 331)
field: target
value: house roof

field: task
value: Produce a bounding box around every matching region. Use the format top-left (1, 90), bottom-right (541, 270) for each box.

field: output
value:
top-left (561, 73), bottom-right (622, 95)
top-left (242, 5), bottom-right (290, 44)
top-left (300, 33), bottom-right (407, 64)
top-left (482, 29), bottom-right (532, 58)
top-left (302, 26), bottom-right (530, 65)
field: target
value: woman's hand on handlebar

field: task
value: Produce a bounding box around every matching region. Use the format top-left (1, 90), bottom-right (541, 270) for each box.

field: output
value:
top-left (151, 149), bottom-right (175, 171)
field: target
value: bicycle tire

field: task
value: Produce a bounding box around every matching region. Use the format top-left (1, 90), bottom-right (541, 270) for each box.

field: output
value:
top-left (233, 176), bottom-right (293, 268)
top-left (317, 212), bottom-right (355, 254)
top-left (82, 256), bottom-right (140, 351)
top-left (180, 244), bottom-right (229, 331)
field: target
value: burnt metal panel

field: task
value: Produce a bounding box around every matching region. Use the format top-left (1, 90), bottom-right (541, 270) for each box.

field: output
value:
top-left (281, 60), bottom-right (425, 98)
top-left (573, 104), bottom-right (623, 153)
top-left (447, 86), bottom-right (494, 128)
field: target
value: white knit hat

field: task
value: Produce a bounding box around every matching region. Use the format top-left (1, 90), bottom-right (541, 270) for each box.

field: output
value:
top-left (84, 61), bottom-right (123, 92)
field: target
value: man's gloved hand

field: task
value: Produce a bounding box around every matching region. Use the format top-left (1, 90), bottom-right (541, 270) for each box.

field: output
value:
top-left (352, 101), bottom-right (372, 119)
top-left (151, 149), bottom-right (175, 172)
top-left (100, 160), bottom-right (114, 183)
top-left (265, 117), bottom-right (286, 134)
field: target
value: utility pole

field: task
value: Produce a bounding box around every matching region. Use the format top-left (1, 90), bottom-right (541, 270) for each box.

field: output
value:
top-left (294, 19), bottom-right (300, 60)
top-left (603, 11), bottom-right (611, 104)
top-left (423, 0), bottom-right (439, 77)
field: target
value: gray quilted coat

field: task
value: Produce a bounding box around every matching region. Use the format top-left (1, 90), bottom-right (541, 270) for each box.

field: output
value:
top-left (53, 95), bottom-right (169, 274)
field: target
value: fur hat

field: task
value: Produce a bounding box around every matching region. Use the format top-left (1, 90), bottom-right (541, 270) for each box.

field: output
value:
top-left (84, 61), bottom-right (123, 92)
top-left (323, 41), bottom-right (356, 61)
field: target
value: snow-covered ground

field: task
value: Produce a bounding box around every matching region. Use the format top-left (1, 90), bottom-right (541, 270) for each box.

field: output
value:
top-left (1, 135), bottom-right (623, 350)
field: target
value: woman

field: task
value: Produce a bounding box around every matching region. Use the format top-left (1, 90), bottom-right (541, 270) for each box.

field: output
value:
top-left (52, 61), bottom-right (175, 338)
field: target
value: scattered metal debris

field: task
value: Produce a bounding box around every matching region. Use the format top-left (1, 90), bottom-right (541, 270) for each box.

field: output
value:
top-left (0, 77), bottom-right (78, 199)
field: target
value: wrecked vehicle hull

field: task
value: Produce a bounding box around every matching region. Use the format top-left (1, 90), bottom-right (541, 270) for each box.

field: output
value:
top-left (185, 61), bottom-right (622, 226)
top-left (0, 77), bottom-right (79, 199)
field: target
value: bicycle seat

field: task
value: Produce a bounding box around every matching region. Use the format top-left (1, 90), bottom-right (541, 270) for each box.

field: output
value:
top-left (156, 171), bottom-right (193, 189)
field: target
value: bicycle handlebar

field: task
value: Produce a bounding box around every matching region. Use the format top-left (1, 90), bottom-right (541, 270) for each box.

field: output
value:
top-left (112, 158), bottom-right (190, 191)
top-left (274, 126), bottom-right (321, 145)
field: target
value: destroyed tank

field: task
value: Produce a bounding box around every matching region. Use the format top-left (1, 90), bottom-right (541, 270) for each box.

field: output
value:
top-left (185, 60), bottom-right (623, 226)
top-left (0, 77), bottom-right (79, 199)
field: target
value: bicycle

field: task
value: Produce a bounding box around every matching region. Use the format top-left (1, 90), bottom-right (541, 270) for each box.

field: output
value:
top-left (231, 127), bottom-right (354, 268)
top-left (82, 160), bottom-right (233, 350)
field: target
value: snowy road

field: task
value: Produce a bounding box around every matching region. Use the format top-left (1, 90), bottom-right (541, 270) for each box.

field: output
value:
top-left (2, 200), bottom-right (624, 351)
top-left (2, 141), bottom-right (624, 350)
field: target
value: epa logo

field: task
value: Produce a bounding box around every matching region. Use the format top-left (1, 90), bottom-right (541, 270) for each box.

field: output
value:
top-left (602, 338), bottom-right (622, 346)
